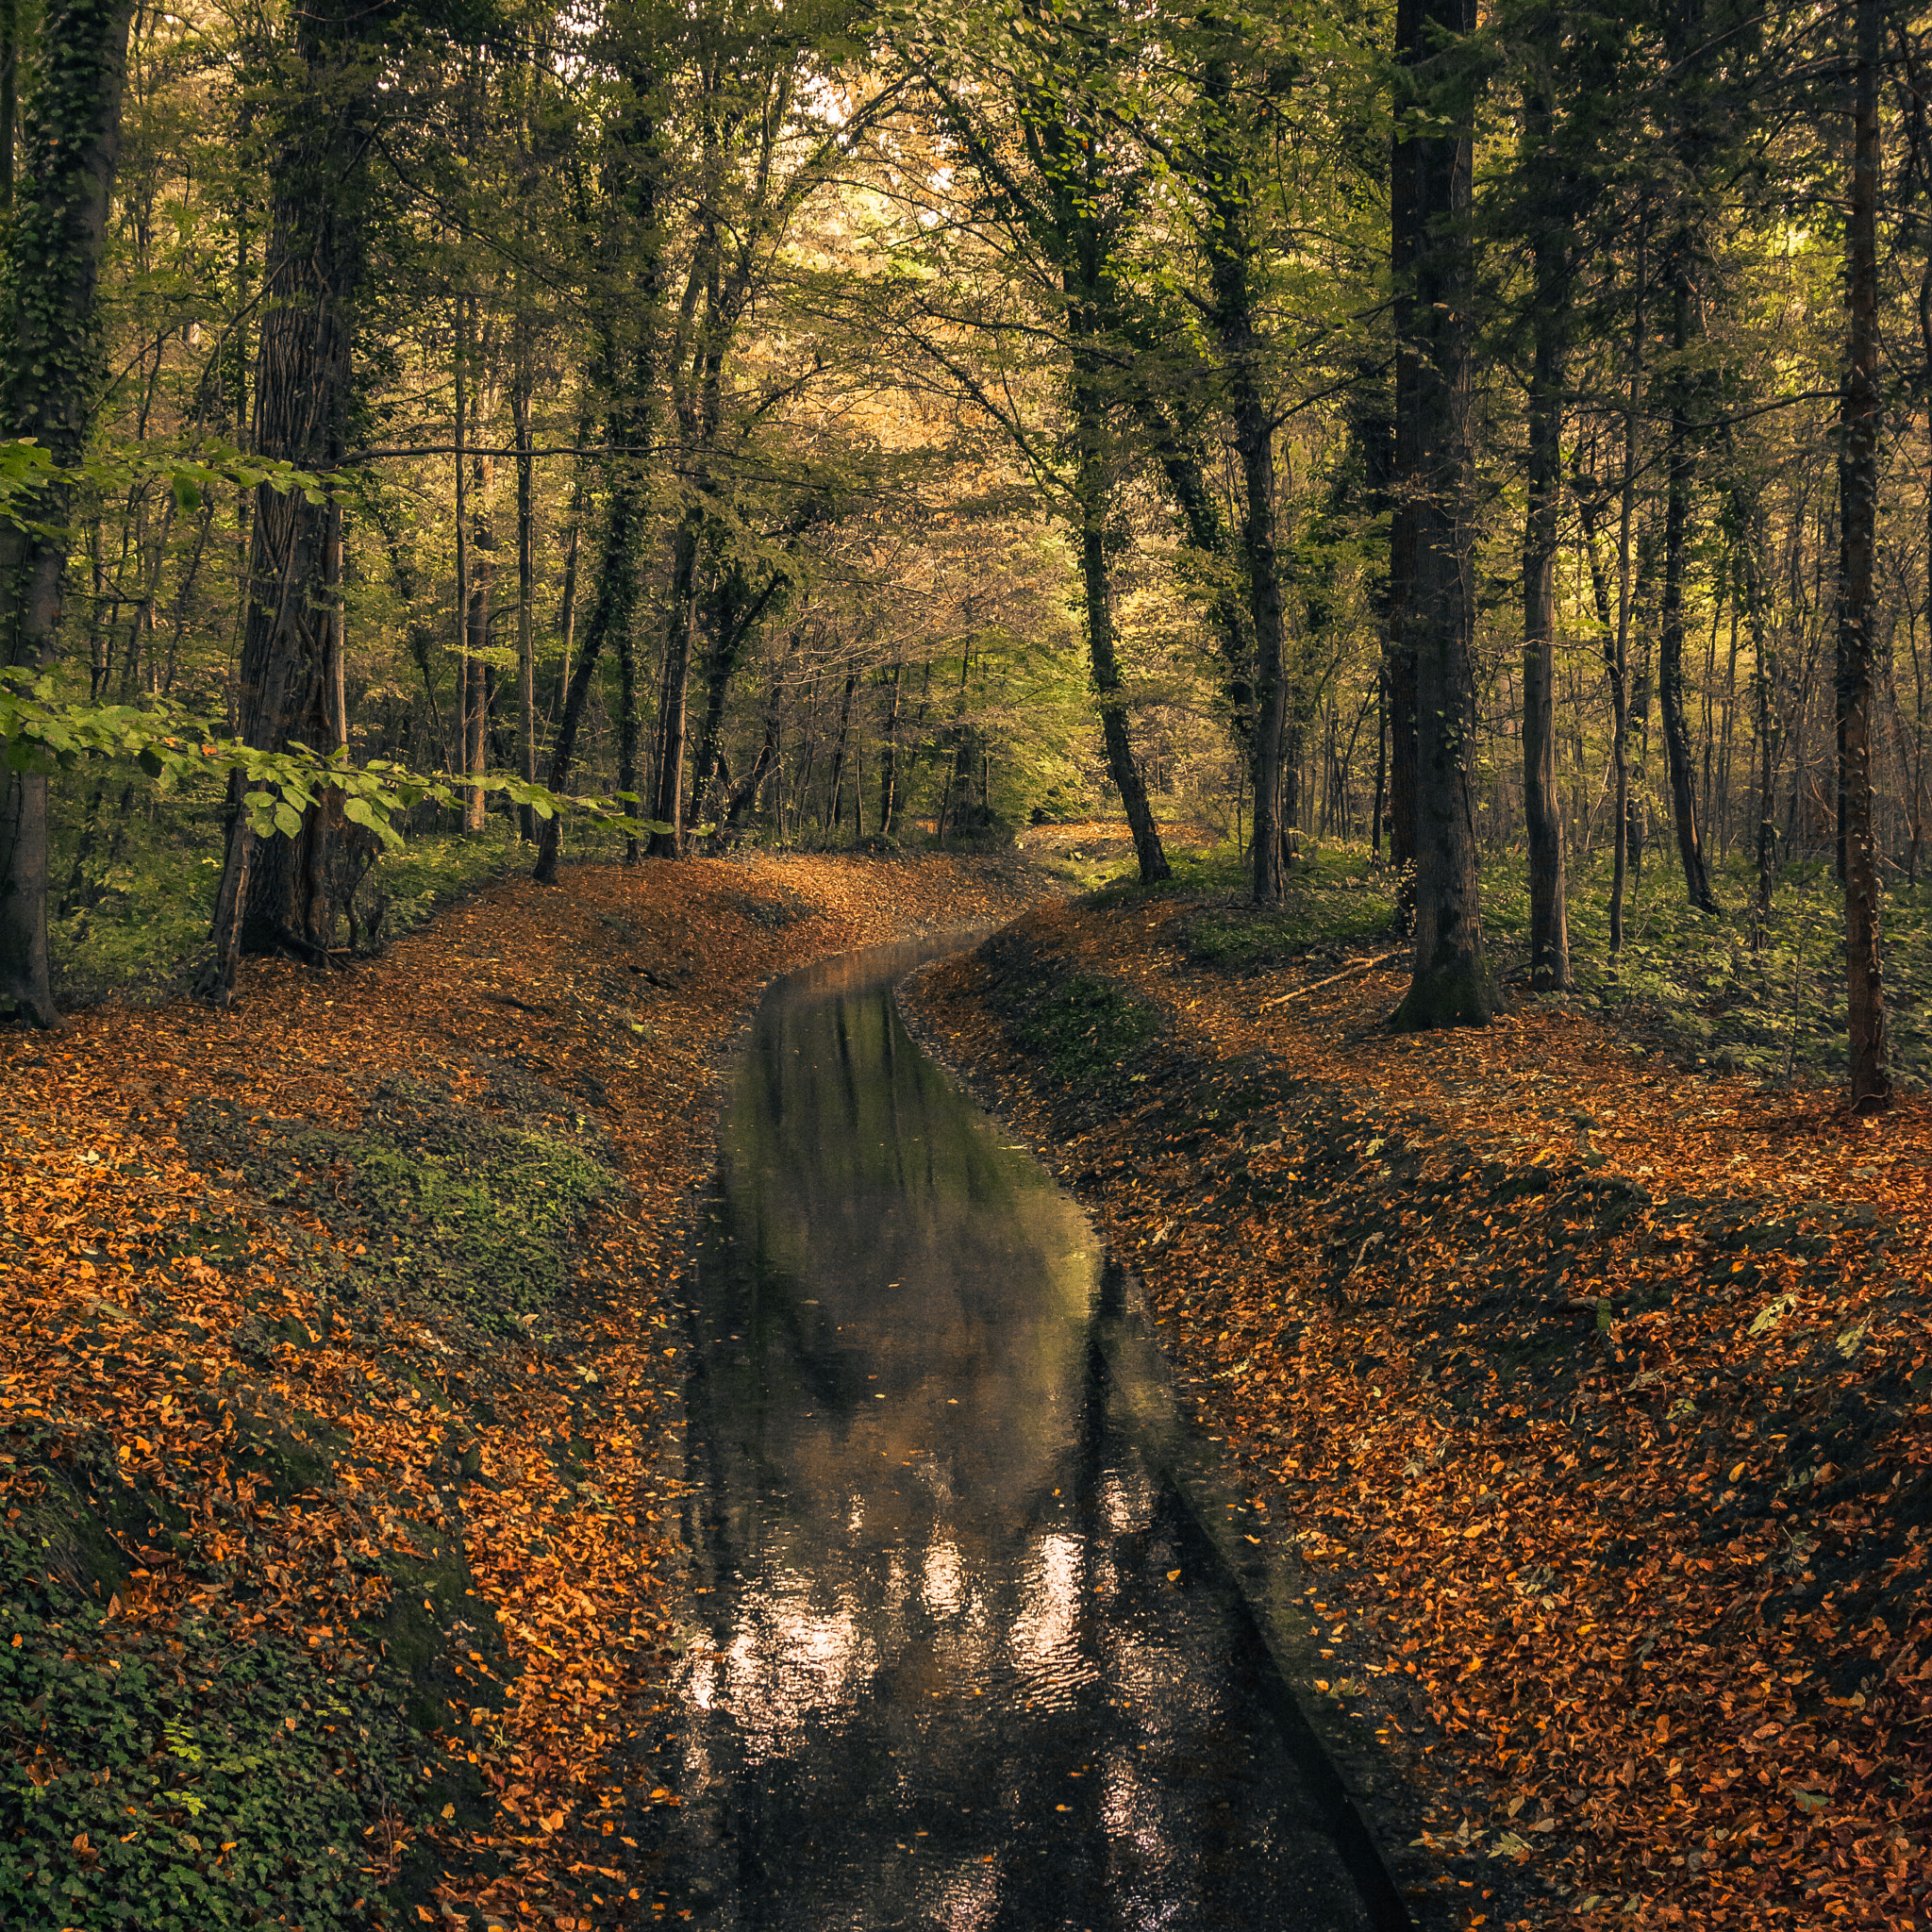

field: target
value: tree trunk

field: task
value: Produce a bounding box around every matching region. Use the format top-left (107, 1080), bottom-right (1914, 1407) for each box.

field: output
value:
top-left (463, 446), bottom-right (495, 834)
top-left (646, 510), bottom-right (702, 858)
top-left (0, 0), bottom-right (137, 1025)
top-left (512, 344), bottom-right (537, 841)
top-left (534, 68), bottom-right (665, 885)
top-left (877, 662), bottom-right (904, 836)
top-left (1658, 258), bottom-right (1719, 913)
top-left (1068, 169), bottom-right (1168, 883)
top-left (1200, 42), bottom-right (1289, 907)
top-left (1734, 508), bottom-right (1777, 941)
top-left (1841, 0), bottom-right (1889, 1109)
top-left (198, 0), bottom-right (374, 1004)
top-left (1521, 64), bottom-right (1572, 991)
top-left (1385, 58), bottom-right (1420, 927)
top-left (1391, 0), bottom-right (1491, 1031)
top-left (825, 670), bottom-right (858, 832)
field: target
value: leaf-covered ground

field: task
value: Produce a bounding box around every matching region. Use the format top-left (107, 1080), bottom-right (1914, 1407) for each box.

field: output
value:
top-left (0, 848), bottom-right (1048, 1931)
top-left (904, 892), bottom-right (1932, 1932)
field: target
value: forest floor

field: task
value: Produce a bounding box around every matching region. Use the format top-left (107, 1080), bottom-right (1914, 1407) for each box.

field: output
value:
top-left (902, 882), bottom-right (1932, 1932)
top-left (0, 845), bottom-right (1049, 1932)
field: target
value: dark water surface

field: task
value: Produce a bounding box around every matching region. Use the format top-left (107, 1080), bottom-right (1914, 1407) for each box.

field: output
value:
top-left (675, 939), bottom-right (1373, 1931)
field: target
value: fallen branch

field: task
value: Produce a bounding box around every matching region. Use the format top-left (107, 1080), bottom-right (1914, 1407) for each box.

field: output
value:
top-left (1260, 949), bottom-right (1407, 1008)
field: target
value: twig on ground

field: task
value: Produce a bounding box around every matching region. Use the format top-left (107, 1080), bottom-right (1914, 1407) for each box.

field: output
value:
top-left (1259, 949), bottom-right (1406, 1008)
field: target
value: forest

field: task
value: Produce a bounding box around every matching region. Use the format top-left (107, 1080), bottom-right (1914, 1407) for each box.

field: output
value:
top-left (4, 4), bottom-right (1932, 1930)
top-left (0, 0), bottom-right (1926, 1108)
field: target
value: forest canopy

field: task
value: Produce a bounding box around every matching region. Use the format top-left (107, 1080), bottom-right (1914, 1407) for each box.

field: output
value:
top-left (0, 0), bottom-right (1924, 1103)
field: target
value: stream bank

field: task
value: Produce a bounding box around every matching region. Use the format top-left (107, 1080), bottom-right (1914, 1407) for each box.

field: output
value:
top-left (0, 851), bottom-right (1049, 1932)
top-left (900, 897), bottom-right (1932, 1932)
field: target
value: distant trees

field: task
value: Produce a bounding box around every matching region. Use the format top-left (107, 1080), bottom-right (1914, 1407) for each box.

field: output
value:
top-left (3, 0), bottom-right (1929, 1098)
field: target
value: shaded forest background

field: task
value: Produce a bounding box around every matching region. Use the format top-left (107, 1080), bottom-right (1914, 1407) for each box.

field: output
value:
top-left (4, 0), bottom-right (1932, 1095)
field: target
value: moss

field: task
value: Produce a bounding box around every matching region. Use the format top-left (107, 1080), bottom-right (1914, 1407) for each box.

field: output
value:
top-left (1008, 974), bottom-right (1161, 1089)
top-left (183, 1075), bottom-right (617, 1336)
top-left (1390, 957), bottom-right (1501, 1031)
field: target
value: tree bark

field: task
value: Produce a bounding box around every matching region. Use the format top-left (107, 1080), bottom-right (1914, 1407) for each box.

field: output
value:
top-left (877, 662), bottom-right (904, 837)
top-left (1520, 53), bottom-right (1571, 990)
top-left (512, 341), bottom-right (537, 841)
top-left (1658, 257), bottom-right (1719, 913)
top-left (534, 60), bottom-right (665, 885)
top-left (1391, 0), bottom-right (1491, 1031)
top-left (0, 0), bottom-right (137, 1025)
top-left (198, 0), bottom-right (375, 1004)
top-left (1200, 41), bottom-right (1289, 907)
top-left (1841, 0), bottom-right (1889, 1108)
top-left (646, 510), bottom-right (702, 858)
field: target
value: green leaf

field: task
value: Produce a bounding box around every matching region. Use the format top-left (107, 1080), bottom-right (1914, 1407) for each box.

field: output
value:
top-left (272, 801), bottom-right (304, 839)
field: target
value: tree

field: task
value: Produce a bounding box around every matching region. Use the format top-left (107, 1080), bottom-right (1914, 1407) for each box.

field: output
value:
top-left (198, 0), bottom-right (386, 1005)
top-left (907, 10), bottom-right (1174, 883)
top-left (1840, 0), bottom-right (1888, 1109)
top-left (1390, 0), bottom-right (1495, 1030)
top-left (0, 0), bottom-right (139, 1026)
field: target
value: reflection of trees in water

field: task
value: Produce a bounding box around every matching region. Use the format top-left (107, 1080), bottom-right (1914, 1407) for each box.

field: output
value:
top-left (684, 948), bottom-right (1364, 1930)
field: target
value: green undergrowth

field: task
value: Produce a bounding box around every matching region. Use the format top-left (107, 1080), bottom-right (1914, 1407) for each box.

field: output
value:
top-left (0, 1420), bottom-right (502, 1931)
top-left (181, 1068), bottom-right (618, 1337)
top-left (1, 1058), bottom-right (621, 1924)
top-left (1177, 845), bottom-right (1397, 967)
top-left (1005, 969), bottom-right (1161, 1091)
top-left (1096, 835), bottom-right (1932, 1091)
top-left (45, 765), bottom-right (627, 1008)
top-left (0, 1550), bottom-right (430, 1932)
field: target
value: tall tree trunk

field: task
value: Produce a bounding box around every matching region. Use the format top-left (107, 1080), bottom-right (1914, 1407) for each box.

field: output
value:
top-left (1385, 43), bottom-right (1419, 926)
top-left (0, 0), bottom-right (17, 218)
top-left (877, 661), bottom-right (904, 836)
top-left (454, 296), bottom-right (473, 818)
top-left (1391, 0), bottom-right (1491, 1030)
top-left (1521, 57), bottom-right (1572, 991)
top-left (618, 575), bottom-right (641, 863)
top-left (0, 0), bottom-right (137, 1025)
top-left (1074, 370), bottom-right (1169, 883)
top-left (825, 669), bottom-right (858, 831)
top-left (646, 510), bottom-right (702, 858)
top-left (1841, 0), bottom-right (1889, 1108)
top-left (1200, 42), bottom-right (1289, 906)
top-left (1659, 257), bottom-right (1719, 913)
top-left (534, 65), bottom-right (665, 885)
top-left (1735, 511), bottom-right (1777, 941)
top-left (463, 445), bottom-right (495, 834)
top-left (512, 341), bottom-right (537, 840)
top-left (1067, 146), bottom-right (1168, 883)
top-left (198, 0), bottom-right (375, 1003)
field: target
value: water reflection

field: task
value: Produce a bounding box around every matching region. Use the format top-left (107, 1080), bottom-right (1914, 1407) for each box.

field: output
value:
top-left (680, 941), bottom-right (1369, 1930)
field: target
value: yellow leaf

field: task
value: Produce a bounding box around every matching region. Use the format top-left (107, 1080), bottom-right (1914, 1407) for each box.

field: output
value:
top-left (1728, 1461), bottom-right (1746, 1483)
top-left (1166, 1569), bottom-right (1181, 1582)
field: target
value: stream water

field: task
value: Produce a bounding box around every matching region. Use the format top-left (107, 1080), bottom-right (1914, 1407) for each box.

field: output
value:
top-left (674, 939), bottom-right (1374, 1930)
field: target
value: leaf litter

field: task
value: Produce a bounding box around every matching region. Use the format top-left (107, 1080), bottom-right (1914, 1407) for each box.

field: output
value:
top-left (905, 889), bottom-right (1932, 1932)
top-left (0, 849), bottom-right (1046, 1930)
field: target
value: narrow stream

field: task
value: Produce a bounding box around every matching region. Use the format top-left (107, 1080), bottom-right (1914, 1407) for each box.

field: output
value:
top-left (675, 939), bottom-right (1374, 1930)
